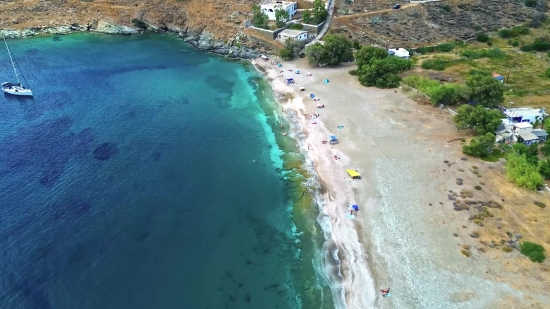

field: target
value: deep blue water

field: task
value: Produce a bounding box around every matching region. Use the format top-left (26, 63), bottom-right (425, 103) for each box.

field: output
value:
top-left (0, 33), bottom-right (308, 309)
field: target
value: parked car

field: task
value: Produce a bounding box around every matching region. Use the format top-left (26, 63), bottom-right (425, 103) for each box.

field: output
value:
top-left (393, 4), bottom-right (401, 9)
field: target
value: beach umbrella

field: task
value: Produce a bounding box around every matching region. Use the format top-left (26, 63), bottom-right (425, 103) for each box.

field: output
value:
top-left (352, 205), bottom-right (359, 211)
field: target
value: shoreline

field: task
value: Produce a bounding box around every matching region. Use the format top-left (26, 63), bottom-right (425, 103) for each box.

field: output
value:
top-left (252, 58), bottom-right (377, 309)
top-left (0, 22), bottom-right (260, 59)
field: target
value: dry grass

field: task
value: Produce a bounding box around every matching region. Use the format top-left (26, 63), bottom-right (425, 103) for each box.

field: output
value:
top-left (0, 0), bottom-right (258, 41)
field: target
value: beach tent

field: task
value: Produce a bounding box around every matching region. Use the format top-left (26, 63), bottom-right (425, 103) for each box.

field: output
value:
top-left (310, 94), bottom-right (315, 98)
top-left (278, 63), bottom-right (283, 67)
top-left (323, 79), bottom-right (329, 84)
top-left (295, 70), bottom-right (301, 74)
top-left (351, 205), bottom-right (359, 211)
top-left (286, 78), bottom-right (295, 84)
top-left (260, 55), bottom-right (269, 60)
top-left (346, 169), bottom-right (361, 179)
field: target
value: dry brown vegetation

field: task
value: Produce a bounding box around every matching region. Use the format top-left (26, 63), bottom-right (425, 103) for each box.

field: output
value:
top-left (330, 0), bottom-right (532, 47)
top-left (0, 0), bottom-right (258, 41)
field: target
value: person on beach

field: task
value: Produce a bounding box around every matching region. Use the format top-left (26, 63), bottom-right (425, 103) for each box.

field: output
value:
top-left (381, 288), bottom-right (390, 297)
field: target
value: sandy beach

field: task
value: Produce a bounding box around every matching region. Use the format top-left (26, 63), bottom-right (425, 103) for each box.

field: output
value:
top-left (253, 57), bottom-right (550, 309)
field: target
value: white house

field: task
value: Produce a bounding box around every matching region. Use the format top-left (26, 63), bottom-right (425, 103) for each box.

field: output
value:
top-left (261, 1), bottom-right (297, 21)
top-left (503, 107), bottom-right (547, 124)
top-left (388, 48), bottom-right (410, 59)
top-left (277, 29), bottom-right (308, 42)
top-left (513, 122), bottom-right (533, 134)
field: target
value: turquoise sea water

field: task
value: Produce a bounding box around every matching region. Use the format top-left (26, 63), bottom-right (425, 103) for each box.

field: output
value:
top-left (0, 33), bottom-right (333, 309)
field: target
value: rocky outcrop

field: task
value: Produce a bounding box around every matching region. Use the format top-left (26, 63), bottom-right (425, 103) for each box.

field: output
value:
top-left (179, 29), bottom-right (258, 59)
top-left (96, 21), bottom-right (139, 35)
top-left (0, 21), bottom-right (259, 59)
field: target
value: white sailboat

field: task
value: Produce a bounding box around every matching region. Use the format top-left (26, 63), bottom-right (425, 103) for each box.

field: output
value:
top-left (2, 36), bottom-right (33, 96)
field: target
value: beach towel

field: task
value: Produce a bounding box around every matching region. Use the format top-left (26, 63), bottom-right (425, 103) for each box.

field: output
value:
top-left (337, 125), bottom-right (344, 129)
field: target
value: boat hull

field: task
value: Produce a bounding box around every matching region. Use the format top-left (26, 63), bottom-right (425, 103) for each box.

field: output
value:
top-left (2, 88), bottom-right (33, 96)
top-left (2, 83), bottom-right (33, 96)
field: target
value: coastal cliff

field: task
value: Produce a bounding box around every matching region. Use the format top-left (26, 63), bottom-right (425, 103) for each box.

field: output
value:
top-left (0, 0), bottom-right (266, 58)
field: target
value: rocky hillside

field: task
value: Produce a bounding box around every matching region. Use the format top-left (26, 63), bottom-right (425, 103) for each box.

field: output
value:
top-left (0, 0), bottom-right (254, 41)
top-left (0, 0), bottom-right (543, 53)
top-left (331, 0), bottom-right (537, 47)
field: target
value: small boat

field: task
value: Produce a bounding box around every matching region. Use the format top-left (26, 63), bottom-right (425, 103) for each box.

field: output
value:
top-left (2, 37), bottom-right (33, 96)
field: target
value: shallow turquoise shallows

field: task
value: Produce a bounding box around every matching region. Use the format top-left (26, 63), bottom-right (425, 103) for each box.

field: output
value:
top-left (0, 33), bottom-right (322, 309)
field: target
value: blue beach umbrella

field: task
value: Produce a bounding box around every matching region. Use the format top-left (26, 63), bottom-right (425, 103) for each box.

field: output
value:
top-left (352, 205), bottom-right (359, 211)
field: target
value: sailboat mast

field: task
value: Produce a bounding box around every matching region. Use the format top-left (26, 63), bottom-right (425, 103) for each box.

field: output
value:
top-left (3, 36), bottom-right (20, 84)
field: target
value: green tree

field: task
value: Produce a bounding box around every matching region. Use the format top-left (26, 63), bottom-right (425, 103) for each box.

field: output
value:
top-left (354, 46), bottom-right (387, 69)
top-left (252, 5), bottom-right (269, 29)
top-left (462, 133), bottom-right (495, 157)
top-left (541, 140), bottom-right (550, 156)
top-left (430, 84), bottom-right (468, 106)
top-left (505, 151), bottom-right (544, 190)
top-left (539, 159), bottom-right (550, 179)
top-left (466, 73), bottom-right (505, 108)
top-left (357, 57), bottom-right (411, 88)
top-left (302, 9), bottom-right (312, 24)
top-left (305, 43), bottom-right (327, 66)
top-left (512, 143), bottom-right (539, 166)
top-left (352, 40), bottom-right (361, 50)
top-left (322, 34), bottom-right (353, 66)
top-left (312, 0), bottom-right (328, 24)
top-left (453, 105), bottom-right (503, 135)
top-left (275, 9), bottom-right (290, 28)
top-left (278, 39), bottom-right (306, 60)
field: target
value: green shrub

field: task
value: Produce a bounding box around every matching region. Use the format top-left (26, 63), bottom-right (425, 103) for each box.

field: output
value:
top-left (352, 39), bottom-right (361, 50)
top-left (403, 75), bottom-right (467, 105)
top-left (415, 46), bottom-right (435, 54)
top-left (421, 59), bottom-right (448, 70)
top-left (521, 44), bottom-right (534, 51)
top-left (474, 185), bottom-right (482, 190)
top-left (463, 133), bottom-right (496, 157)
top-left (460, 48), bottom-right (504, 59)
top-left (545, 68), bottom-right (550, 78)
top-left (525, 0), bottom-right (537, 7)
top-left (508, 39), bottom-right (520, 46)
top-left (476, 33), bottom-right (490, 43)
top-left (539, 159), bottom-right (550, 179)
top-left (279, 39), bottom-right (306, 61)
top-left (502, 246), bottom-right (513, 252)
top-left (436, 43), bottom-right (455, 52)
top-left (288, 23), bottom-right (304, 30)
top-left (499, 29), bottom-right (512, 38)
top-left (520, 242), bottom-right (546, 262)
top-left (532, 37), bottom-right (550, 51)
top-left (511, 26), bottom-right (529, 36)
top-left (505, 152), bottom-right (544, 190)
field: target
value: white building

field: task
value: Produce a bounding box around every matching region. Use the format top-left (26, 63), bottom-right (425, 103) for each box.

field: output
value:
top-left (277, 29), bottom-right (308, 42)
top-left (261, 1), bottom-right (297, 21)
top-left (503, 107), bottom-right (547, 124)
top-left (388, 48), bottom-right (410, 59)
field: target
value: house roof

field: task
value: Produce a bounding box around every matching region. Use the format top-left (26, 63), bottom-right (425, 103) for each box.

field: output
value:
top-left (504, 107), bottom-right (547, 118)
top-left (261, 1), bottom-right (296, 9)
top-left (279, 29), bottom-right (307, 37)
top-left (519, 132), bottom-right (539, 141)
top-left (532, 129), bottom-right (549, 137)
top-left (513, 122), bottom-right (533, 129)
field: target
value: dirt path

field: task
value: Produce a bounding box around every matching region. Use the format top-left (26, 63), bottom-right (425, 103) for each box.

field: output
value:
top-left (333, 3), bottom-right (419, 21)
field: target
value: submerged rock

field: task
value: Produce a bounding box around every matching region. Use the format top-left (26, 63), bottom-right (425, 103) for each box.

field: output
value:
top-left (93, 142), bottom-right (119, 161)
